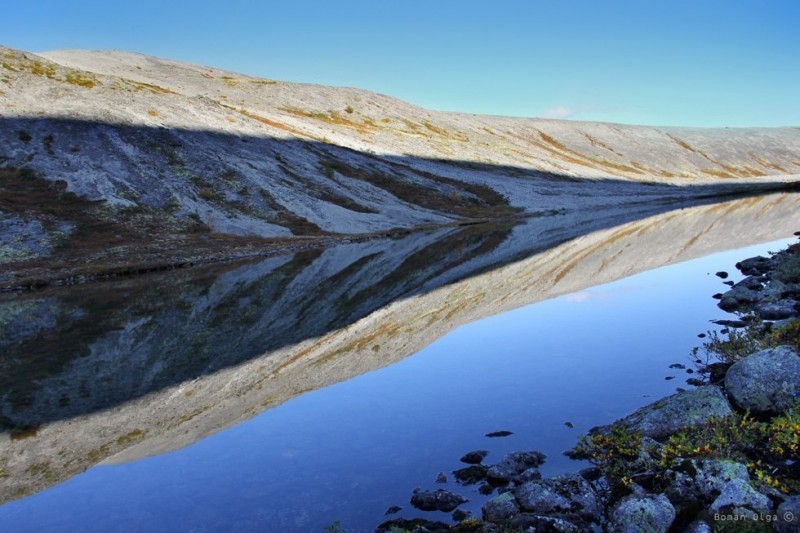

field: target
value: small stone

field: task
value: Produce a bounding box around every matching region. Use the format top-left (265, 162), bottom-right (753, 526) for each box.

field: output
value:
top-left (410, 488), bottom-right (467, 512)
top-left (478, 483), bottom-right (495, 495)
top-left (435, 471), bottom-right (447, 483)
top-left (683, 520), bottom-right (712, 533)
top-left (669, 363), bottom-right (686, 369)
top-left (485, 430), bottom-right (513, 438)
top-left (564, 421), bottom-right (574, 428)
top-left (716, 271), bottom-right (729, 279)
top-left (723, 280), bottom-right (734, 286)
top-left (451, 508), bottom-right (470, 522)
top-left (460, 450), bottom-right (489, 464)
top-left (453, 465), bottom-right (487, 485)
top-left (384, 505), bottom-right (401, 515)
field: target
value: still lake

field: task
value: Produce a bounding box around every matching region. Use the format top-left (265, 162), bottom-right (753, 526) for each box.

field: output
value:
top-left (1, 193), bottom-right (798, 532)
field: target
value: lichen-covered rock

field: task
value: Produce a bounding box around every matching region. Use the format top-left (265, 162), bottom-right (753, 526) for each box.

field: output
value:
top-left (410, 488), bottom-right (467, 512)
top-left (775, 496), bottom-right (800, 533)
top-left (724, 346), bottom-right (800, 414)
top-left (709, 478), bottom-right (771, 513)
top-left (514, 473), bottom-right (601, 526)
top-left (666, 459), bottom-right (751, 505)
top-left (486, 451), bottom-right (545, 484)
top-left (481, 492), bottom-right (519, 523)
top-left (508, 513), bottom-right (580, 532)
top-left (683, 520), bottom-right (712, 533)
top-left (610, 493), bottom-right (675, 533)
top-left (596, 386), bottom-right (732, 440)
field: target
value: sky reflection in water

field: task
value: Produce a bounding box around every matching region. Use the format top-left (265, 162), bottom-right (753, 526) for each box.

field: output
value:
top-left (0, 237), bottom-right (794, 532)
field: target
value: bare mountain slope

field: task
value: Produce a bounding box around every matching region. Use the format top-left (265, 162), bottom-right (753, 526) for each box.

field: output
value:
top-left (1, 45), bottom-right (799, 285)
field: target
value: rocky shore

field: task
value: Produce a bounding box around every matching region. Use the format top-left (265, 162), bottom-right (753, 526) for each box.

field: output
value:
top-left (374, 237), bottom-right (800, 532)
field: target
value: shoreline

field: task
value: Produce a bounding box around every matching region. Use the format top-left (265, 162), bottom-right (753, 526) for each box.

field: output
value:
top-left (375, 236), bottom-right (800, 532)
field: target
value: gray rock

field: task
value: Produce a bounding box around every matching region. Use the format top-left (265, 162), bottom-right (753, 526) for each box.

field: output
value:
top-left (718, 286), bottom-right (761, 311)
top-left (755, 299), bottom-right (798, 320)
top-left (737, 256), bottom-right (772, 276)
top-left (410, 488), bottom-right (467, 512)
top-left (724, 346), bottom-right (800, 414)
top-left (514, 473), bottom-right (601, 525)
top-left (509, 514), bottom-right (580, 532)
top-left (709, 478), bottom-right (771, 513)
top-left (734, 275), bottom-right (765, 291)
top-left (683, 520), bottom-right (712, 533)
top-left (599, 386), bottom-right (732, 440)
top-left (486, 451), bottom-right (545, 483)
top-left (609, 493), bottom-right (675, 533)
top-left (481, 492), bottom-right (519, 523)
top-left (667, 459), bottom-right (751, 505)
top-left (460, 450), bottom-right (489, 464)
top-left (776, 496), bottom-right (800, 533)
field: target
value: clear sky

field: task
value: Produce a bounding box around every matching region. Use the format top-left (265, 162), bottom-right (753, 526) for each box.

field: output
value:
top-left (3, 1), bottom-right (798, 127)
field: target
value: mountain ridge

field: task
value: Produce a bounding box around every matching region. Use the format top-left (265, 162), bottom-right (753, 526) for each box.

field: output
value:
top-left (1, 45), bottom-right (800, 286)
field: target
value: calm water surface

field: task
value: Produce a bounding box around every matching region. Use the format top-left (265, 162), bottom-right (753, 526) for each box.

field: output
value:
top-left (0, 233), bottom-right (794, 532)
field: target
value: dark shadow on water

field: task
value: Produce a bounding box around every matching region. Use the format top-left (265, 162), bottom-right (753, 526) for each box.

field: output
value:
top-left (1, 116), bottom-right (799, 431)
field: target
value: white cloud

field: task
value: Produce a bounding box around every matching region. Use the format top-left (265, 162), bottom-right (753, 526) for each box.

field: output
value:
top-left (540, 104), bottom-right (619, 120)
top-left (541, 106), bottom-right (578, 119)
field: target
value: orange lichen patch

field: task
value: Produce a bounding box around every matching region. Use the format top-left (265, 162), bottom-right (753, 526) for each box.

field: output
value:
top-left (749, 152), bottom-right (788, 173)
top-left (279, 106), bottom-right (378, 134)
top-left (236, 108), bottom-right (314, 138)
top-left (147, 109), bottom-right (158, 117)
top-left (579, 131), bottom-right (624, 156)
top-left (523, 130), bottom-right (644, 175)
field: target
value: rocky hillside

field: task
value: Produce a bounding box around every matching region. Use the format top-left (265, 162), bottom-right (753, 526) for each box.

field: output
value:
top-left (1, 46), bottom-right (800, 286)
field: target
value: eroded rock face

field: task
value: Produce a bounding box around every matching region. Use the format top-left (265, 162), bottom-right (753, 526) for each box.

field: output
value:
top-left (724, 346), bottom-right (800, 414)
top-left (776, 496), bottom-right (800, 533)
top-left (595, 386), bottom-right (733, 440)
top-left (610, 494), bottom-right (675, 533)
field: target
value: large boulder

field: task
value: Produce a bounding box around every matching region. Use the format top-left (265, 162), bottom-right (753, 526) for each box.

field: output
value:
top-left (724, 346), bottom-right (800, 414)
top-left (775, 496), bottom-right (800, 533)
top-left (486, 451), bottom-right (545, 484)
top-left (595, 386), bottom-right (733, 440)
top-left (514, 473), bottom-right (602, 527)
top-left (709, 479), bottom-right (771, 513)
top-left (610, 494), bottom-right (675, 533)
top-left (666, 459), bottom-right (751, 505)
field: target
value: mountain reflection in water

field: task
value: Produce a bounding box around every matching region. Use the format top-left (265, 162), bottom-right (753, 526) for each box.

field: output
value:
top-left (1, 192), bottom-right (799, 507)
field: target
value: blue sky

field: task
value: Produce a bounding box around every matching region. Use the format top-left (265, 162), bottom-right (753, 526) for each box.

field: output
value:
top-left (3, 1), bottom-right (798, 127)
